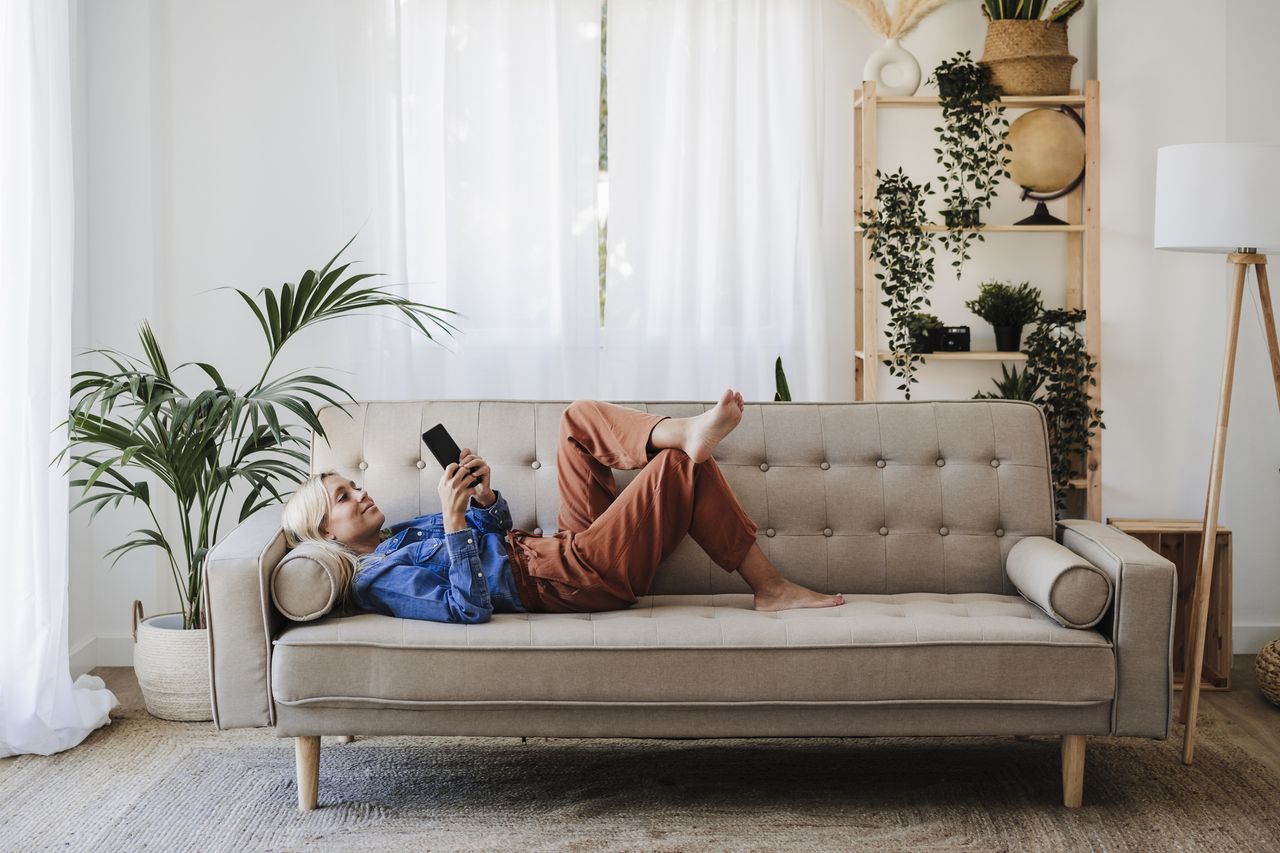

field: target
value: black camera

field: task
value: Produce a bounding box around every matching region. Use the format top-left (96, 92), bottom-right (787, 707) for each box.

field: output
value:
top-left (937, 326), bottom-right (971, 352)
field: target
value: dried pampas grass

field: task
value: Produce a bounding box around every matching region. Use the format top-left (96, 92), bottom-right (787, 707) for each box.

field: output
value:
top-left (844, 0), bottom-right (954, 40)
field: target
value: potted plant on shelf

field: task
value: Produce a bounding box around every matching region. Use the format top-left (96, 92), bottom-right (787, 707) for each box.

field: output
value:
top-left (972, 362), bottom-right (1044, 401)
top-left (857, 166), bottom-right (937, 400)
top-left (905, 312), bottom-right (944, 353)
top-left (1022, 307), bottom-right (1105, 516)
top-left (927, 51), bottom-right (1012, 281)
top-left (55, 238), bottom-right (458, 721)
top-left (980, 0), bottom-right (1084, 97)
top-left (964, 279), bottom-right (1044, 351)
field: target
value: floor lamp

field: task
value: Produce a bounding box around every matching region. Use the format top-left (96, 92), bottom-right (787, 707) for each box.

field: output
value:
top-left (1154, 143), bottom-right (1280, 765)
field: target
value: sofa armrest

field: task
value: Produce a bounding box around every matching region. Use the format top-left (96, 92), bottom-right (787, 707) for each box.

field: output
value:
top-left (203, 506), bottom-right (291, 729)
top-left (1056, 519), bottom-right (1177, 738)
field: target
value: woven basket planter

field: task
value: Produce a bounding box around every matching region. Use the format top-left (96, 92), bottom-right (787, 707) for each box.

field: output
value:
top-left (1256, 638), bottom-right (1280, 706)
top-left (980, 20), bottom-right (1077, 96)
top-left (132, 601), bottom-right (213, 721)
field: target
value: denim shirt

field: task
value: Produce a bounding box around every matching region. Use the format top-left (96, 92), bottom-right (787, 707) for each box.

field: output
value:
top-left (352, 489), bottom-right (526, 623)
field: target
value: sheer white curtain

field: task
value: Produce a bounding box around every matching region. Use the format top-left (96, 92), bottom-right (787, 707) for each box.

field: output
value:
top-left (0, 0), bottom-right (117, 757)
top-left (350, 0), bottom-right (606, 401)
top-left (601, 0), bottom-right (829, 401)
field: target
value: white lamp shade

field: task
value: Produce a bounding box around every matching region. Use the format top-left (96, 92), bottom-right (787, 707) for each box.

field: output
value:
top-left (1154, 143), bottom-right (1280, 253)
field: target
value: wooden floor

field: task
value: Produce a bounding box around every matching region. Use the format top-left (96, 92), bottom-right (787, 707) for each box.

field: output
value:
top-left (1182, 655), bottom-right (1280, 777)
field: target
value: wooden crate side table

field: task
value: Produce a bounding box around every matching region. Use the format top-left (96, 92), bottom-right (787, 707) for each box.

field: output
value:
top-left (1107, 518), bottom-right (1232, 690)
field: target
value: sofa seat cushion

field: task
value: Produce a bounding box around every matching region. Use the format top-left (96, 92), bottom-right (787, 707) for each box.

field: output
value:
top-left (271, 593), bottom-right (1114, 710)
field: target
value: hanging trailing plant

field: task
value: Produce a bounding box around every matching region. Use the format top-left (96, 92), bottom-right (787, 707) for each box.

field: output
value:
top-left (858, 166), bottom-right (937, 399)
top-left (1022, 308), bottom-right (1105, 517)
top-left (927, 50), bottom-right (1011, 279)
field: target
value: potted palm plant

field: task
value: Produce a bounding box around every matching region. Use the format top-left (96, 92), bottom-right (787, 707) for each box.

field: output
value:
top-left (964, 279), bottom-right (1044, 351)
top-left (56, 238), bottom-right (458, 720)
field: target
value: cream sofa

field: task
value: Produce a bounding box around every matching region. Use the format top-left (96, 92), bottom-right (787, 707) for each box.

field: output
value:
top-left (204, 399), bottom-right (1177, 811)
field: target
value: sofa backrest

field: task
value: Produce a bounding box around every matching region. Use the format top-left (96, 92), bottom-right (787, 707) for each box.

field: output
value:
top-left (309, 399), bottom-right (1055, 597)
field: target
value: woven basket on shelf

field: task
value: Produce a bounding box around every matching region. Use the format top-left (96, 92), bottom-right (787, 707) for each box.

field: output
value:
top-left (1256, 638), bottom-right (1280, 706)
top-left (132, 600), bottom-right (213, 721)
top-left (980, 20), bottom-right (1077, 96)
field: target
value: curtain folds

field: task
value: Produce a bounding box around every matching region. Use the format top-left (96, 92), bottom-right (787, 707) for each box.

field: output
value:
top-left (601, 0), bottom-right (829, 401)
top-left (0, 0), bottom-right (117, 758)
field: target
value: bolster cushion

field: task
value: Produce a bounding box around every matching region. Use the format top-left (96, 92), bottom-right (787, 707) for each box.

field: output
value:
top-left (1006, 535), bottom-right (1114, 629)
top-left (270, 544), bottom-right (346, 622)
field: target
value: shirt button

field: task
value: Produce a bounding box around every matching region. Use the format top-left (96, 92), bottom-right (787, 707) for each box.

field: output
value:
top-left (416, 460), bottom-right (426, 469)
top-left (467, 538), bottom-right (473, 544)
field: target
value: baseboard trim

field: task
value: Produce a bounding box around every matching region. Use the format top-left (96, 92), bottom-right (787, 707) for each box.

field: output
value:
top-left (1233, 624), bottom-right (1279, 656)
top-left (69, 635), bottom-right (97, 678)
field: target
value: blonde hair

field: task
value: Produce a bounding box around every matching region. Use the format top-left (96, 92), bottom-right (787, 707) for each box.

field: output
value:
top-left (280, 471), bottom-right (379, 611)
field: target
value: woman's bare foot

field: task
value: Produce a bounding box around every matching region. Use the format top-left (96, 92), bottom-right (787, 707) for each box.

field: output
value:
top-left (753, 578), bottom-right (845, 612)
top-left (684, 389), bottom-right (744, 463)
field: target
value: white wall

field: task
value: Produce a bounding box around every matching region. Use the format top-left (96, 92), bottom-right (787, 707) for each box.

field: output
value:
top-left (69, 0), bottom-right (1278, 672)
top-left (1099, 0), bottom-right (1280, 655)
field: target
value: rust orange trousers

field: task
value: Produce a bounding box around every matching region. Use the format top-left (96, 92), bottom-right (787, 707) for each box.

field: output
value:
top-left (504, 400), bottom-right (759, 612)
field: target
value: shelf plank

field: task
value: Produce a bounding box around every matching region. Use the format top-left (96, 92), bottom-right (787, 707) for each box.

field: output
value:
top-left (1067, 478), bottom-right (1088, 489)
top-left (854, 223), bottom-right (1085, 233)
top-left (857, 350), bottom-right (1028, 362)
top-left (854, 93), bottom-right (1086, 110)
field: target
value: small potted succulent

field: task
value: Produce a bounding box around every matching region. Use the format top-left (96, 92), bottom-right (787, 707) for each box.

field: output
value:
top-left (965, 279), bottom-right (1044, 351)
top-left (905, 312), bottom-right (944, 354)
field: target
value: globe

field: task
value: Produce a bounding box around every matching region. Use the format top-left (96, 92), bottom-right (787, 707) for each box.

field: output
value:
top-left (1007, 108), bottom-right (1086, 194)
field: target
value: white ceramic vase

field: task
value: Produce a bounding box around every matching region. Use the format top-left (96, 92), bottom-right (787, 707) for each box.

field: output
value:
top-left (863, 38), bottom-right (922, 96)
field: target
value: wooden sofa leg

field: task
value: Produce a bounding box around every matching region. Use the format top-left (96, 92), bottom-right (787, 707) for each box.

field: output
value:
top-left (295, 736), bottom-right (321, 811)
top-left (1061, 735), bottom-right (1086, 808)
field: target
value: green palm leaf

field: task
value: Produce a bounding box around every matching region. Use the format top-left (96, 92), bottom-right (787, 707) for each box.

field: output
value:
top-left (60, 237), bottom-right (460, 628)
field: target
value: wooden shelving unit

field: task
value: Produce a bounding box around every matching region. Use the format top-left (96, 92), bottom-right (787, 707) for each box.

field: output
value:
top-left (853, 79), bottom-right (1102, 521)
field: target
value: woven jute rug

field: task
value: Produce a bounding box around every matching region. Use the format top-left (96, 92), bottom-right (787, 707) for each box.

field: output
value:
top-left (3, 673), bottom-right (1280, 852)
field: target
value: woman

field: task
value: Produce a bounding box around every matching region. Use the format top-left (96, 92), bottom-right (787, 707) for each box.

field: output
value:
top-left (280, 390), bottom-right (844, 623)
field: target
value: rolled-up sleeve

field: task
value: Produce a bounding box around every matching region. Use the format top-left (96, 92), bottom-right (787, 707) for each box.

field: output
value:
top-left (466, 489), bottom-right (514, 534)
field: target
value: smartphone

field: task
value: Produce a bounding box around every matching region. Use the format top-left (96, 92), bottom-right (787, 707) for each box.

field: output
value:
top-left (422, 424), bottom-right (482, 488)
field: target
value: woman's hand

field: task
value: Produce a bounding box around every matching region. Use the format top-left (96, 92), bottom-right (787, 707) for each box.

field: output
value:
top-left (438, 461), bottom-right (479, 532)
top-left (459, 448), bottom-right (495, 507)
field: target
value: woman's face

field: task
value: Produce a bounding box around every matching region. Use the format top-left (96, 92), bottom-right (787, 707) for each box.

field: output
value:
top-left (320, 475), bottom-right (386, 545)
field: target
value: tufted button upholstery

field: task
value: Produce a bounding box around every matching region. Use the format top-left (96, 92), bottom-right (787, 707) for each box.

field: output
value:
top-left (533, 527), bottom-right (543, 536)
top-left (879, 526), bottom-right (889, 536)
top-left (876, 459), bottom-right (886, 468)
top-left (759, 463), bottom-right (769, 472)
top-left (820, 461), bottom-right (830, 470)
top-left (358, 461), bottom-right (368, 470)
top-left (996, 528), bottom-right (1005, 537)
top-left (765, 528), bottom-right (776, 537)
top-left (531, 460), bottom-right (541, 469)
top-left (939, 527), bottom-right (949, 536)
top-left (823, 528), bottom-right (833, 537)
top-left (991, 459), bottom-right (1000, 468)
top-left (936, 458), bottom-right (946, 467)
top-left (415, 460), bottom-right (426, 469)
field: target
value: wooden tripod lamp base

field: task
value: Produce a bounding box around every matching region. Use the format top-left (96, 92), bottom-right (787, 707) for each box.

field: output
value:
top-left (1179, 253), bottom-right (1280, 765)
